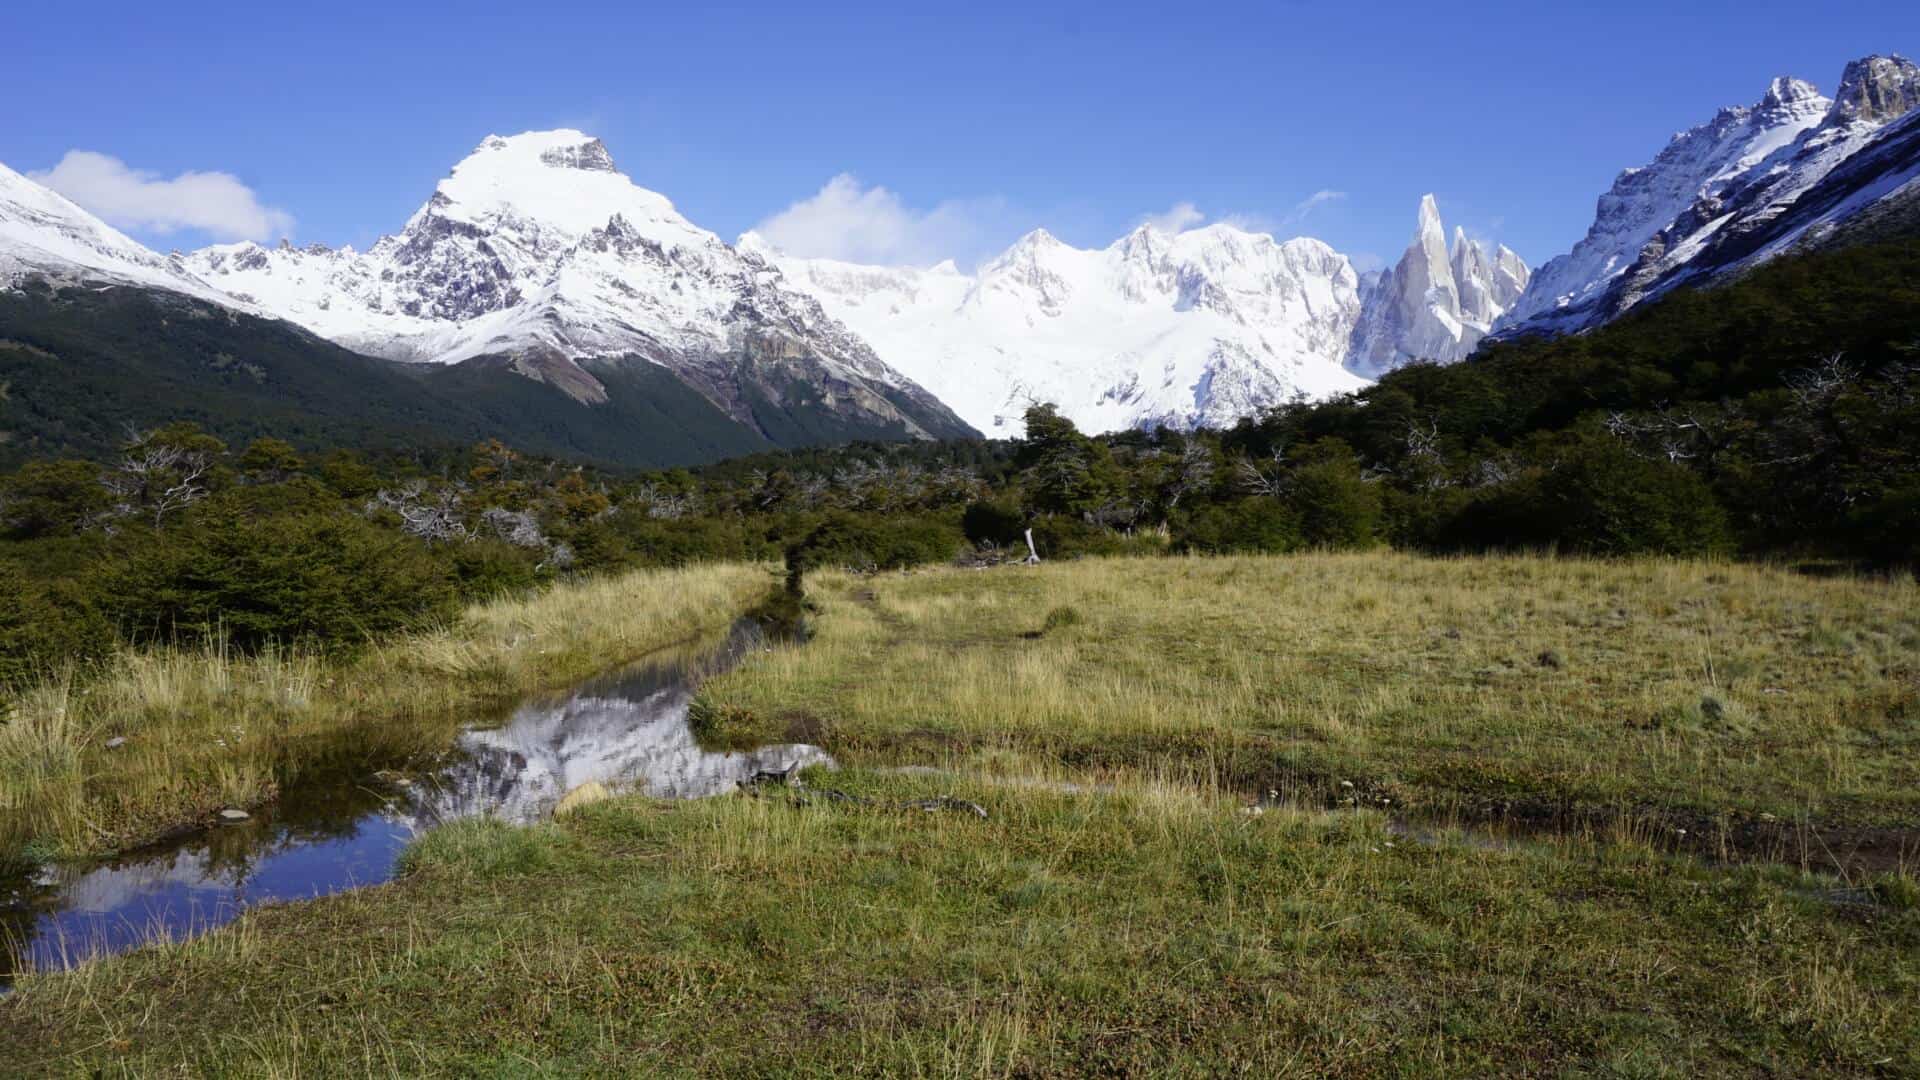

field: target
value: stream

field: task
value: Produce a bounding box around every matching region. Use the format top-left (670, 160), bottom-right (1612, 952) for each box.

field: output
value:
top-left (0, 620), bottom-right (830, 985)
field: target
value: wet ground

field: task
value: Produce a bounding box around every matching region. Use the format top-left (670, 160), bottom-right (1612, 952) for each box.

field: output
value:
top-left (1, 621), bottom-right (830, 984)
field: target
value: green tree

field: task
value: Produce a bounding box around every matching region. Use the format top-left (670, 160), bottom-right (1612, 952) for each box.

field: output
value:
top-left (1542, 438), bottom-right (1732, 556)
top-left (105, 423), bottom-right (229, 526)
top-left (1016, 404), bottom-right (1117, 517)
top-left (0, 561), bottom-right (118, 688)
top-left (238, 437), bottom-right (305, 484)
top-left (106, 507), bottom-right (456, 651)
top-left (1173, 498), bottom-right (1302, 554)
top-left (1287, 439), bottom-right (1382, 549)
top-left (1, 459), bottom-right (110, 539)
top-left (317, 450), bottom-right (380, 500)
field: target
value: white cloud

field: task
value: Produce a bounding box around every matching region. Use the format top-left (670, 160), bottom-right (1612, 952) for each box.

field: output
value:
top-left (1151, 190), bottom-right (1347, 241)
top-left (1138, 201), bottom-right (1205, 234)
top-left (1287, 189), bottom-right (1347, 222)
top-left (751, 174), bottom-right (1006, 267)
top-left (30, 151), bottom-right (294, 242)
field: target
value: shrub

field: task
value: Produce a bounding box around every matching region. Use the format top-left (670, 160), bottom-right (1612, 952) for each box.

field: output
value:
top-left (0, 459), bottom-right (110, 539)
top-left (447, 539), bottom-right (545, 601)
top-left (1286, 441), bottom-right (1381, 549)
top-left (790, 512), bottom-right (963, 572)
top-left (1172, 498), bottom-right (1302, 555)
top-left (1024, 516), bottom-right (1164, 560)
top-left (104, 507), bottom-right (457, 652)
top-left (0, 562), bottom-right (118, 688)
top-left (605, 512), bottom-right (780, 569)
top-left (1540, 439), bottom-right (1733, 557)
top-left (1041, 606), bottom-right (1083, 633)
top-left (961, 499), bottom-right (1025, 547)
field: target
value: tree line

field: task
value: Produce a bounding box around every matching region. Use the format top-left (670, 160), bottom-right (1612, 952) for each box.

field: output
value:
top-left (3, 236), bottom-right (1916, 689)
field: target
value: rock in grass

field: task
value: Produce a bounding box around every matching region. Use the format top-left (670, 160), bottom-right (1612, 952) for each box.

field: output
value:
top-left (554, 781), bottom-right (611, 818)
top-left (217, 809), bottom-right (251, 823)
top-left (104, 737), bottom-right (127, 750)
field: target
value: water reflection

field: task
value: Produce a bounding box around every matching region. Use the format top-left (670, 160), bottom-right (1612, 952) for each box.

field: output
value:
top-left (2, 621), bottom-right (829, 981)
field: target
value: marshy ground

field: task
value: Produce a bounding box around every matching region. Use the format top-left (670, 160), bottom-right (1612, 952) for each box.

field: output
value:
top-left (2, 553), bottom-right (1916, 1075)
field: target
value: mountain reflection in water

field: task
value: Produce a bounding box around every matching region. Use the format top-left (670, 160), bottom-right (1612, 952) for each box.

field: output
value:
top-left (2, 621), bottom-right (829, 981)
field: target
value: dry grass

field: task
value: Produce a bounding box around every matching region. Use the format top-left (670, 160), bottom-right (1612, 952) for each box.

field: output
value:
top-left (0, 562), bottom-right (771, 860)
top-left (5, 551), bottom-right (1917, 1073)
top-left (702, 553), bottom-right (1920, 830)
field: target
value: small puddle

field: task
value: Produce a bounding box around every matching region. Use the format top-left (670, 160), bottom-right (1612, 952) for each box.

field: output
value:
top-left (1, 619), bottom-right (828, 985)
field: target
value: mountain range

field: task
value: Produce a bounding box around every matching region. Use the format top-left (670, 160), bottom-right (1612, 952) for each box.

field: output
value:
top-left (1498, 54), bottom-right (1920, 336)
top-left (2, 53), bottom-right (1917, 462)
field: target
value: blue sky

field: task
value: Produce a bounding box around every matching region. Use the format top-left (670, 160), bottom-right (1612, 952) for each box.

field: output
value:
top-left (9, 1), bottom-right (1917, 270)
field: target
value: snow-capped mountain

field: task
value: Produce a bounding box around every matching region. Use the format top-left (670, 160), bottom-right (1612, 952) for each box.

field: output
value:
top-left (1346, 196), bottom-right (1531, 375)
top-left (751, 222), bottom-right (1370, 434)
top-left (0, 161), bottom-right (236, 305)
top-left (176, 130), bottom-right (971, 438)
top-left (1501, 55), bottom-right (1920, 336)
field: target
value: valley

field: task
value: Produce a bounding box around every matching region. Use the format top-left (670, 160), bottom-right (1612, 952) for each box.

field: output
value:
top-left (2, 23), bottom-right (1919, 1075)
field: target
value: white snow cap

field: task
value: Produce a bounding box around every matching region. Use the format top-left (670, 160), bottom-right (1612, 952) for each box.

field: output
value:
top-left (768, 216), bottom-right (1374, 435)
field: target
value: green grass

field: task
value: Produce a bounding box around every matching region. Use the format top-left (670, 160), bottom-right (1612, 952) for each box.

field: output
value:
top-left (2, 769), bottom-right (1915, 1075)
top-left (5, 551), bottom-right (1917, 1074)
top-left (0, 562), bottom-right (771, 861)
top-left (699, 554), bottom-right (1920, 835)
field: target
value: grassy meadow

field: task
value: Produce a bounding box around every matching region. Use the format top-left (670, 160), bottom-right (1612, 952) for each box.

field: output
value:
top-left (3, 552), bottom-right (1917, 1075)
top-left (702, 553), bottom-right (1920, 847)
top-left (2, 768), bottom-right (1916, 1075)
top-left (0, 562), bottom-right (769, 862)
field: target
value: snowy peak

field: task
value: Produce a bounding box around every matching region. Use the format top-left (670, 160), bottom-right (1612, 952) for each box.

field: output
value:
top-left (1830, 55), bottom-right (1920, 126)
top-left (1347, 195), bottom-right (1524, 375)
top-left (1757, 77), bottom-right (1828, 125)
top-left (166, 130), bottom-right (971, 439)
top-left (1497, 68), bottom-right (1835, 335)
top-left (1500, 53), bottom-right (1920, 338)
top-left (406, 129), bottom-right (711, 254)
top-left (760, 219), bottom-right (1368, 434)
top-left (1451, 227), bottom-right (1497, 327)
top-left (1417, 194), bottom-right (1445, 236)
top-left (1491, 244), bottom-right (1531, 310)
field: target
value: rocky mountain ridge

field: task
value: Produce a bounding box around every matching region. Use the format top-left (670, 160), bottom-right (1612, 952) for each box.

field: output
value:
top-left (1500, 55), bottom-right (1920, 337)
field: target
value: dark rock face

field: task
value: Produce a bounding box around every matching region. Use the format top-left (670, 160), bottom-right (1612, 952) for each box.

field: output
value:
top-left (1831, 55), bottom-right (1920, 126)
top-left (538, 138), bottom-right (617, 173)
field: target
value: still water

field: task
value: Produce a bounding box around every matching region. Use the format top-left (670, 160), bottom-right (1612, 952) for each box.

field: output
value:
top-left (1, 621), bottom-right (829, 982)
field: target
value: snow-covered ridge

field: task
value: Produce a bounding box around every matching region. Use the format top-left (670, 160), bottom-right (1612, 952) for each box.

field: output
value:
top-left (759, 220), bottom-right (1375, 434)
top-left (1501, 55), bottom-right (1920, 336)
top-left (0, 133), bottom-right (969, 440)
top-left (168, 130), bottom-right (970, 435)
top-left (0, 162), bottom-right (238, 306)
top-left (181, 131), bottom-right (828, 368)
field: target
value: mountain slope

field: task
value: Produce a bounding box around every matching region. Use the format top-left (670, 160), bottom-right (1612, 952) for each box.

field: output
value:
top-left (0, 139), bottom-right (973, 465)
top-left (0, 163), bottom-right (235, 305)
top-left (179, 131), bottom-right (973, 444)
top-left (1501, 56), bottom-right (1920, 336)
top-left (0, 280), bottom-right (773, 467)
top-left (755, 223), bottom-right (1369, 435)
